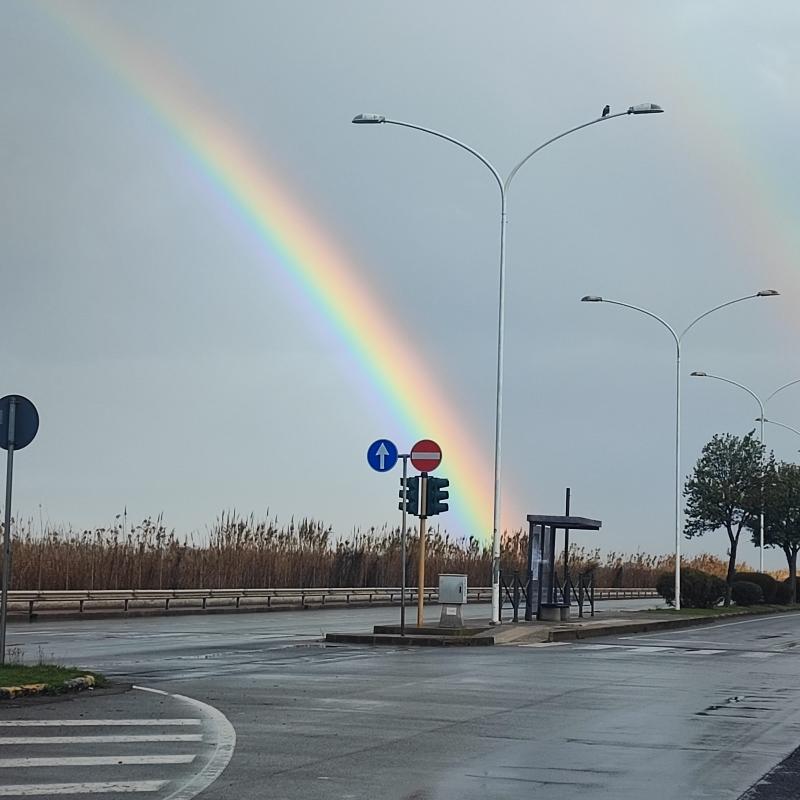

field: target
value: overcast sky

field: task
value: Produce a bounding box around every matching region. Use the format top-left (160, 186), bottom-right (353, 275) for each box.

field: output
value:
top-left (3, 1), bottom-right (800, 568)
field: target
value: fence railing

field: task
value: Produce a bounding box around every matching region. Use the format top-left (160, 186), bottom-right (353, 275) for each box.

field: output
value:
top-left (7, 586), bottom-right (658, 620)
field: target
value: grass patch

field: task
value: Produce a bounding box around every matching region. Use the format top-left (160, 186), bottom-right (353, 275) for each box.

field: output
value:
top-left (0, 664), bottom-right (105, 691)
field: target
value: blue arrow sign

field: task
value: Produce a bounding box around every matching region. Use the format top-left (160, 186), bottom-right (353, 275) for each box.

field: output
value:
top-left (367, 439), bottom-right (399, 472)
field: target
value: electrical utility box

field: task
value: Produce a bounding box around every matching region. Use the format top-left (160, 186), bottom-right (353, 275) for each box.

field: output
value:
top-left (438, 574), bottom-right (467, 604)
top-left (438, 574), bottom-right (467, 627)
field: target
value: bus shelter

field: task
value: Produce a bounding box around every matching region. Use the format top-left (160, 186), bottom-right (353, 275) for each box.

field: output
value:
top-left (525, 514), bottom-right (602, 621)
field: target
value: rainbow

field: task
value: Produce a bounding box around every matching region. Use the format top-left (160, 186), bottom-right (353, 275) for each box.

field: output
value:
top-left (39, 1), bottom-right (525, 539)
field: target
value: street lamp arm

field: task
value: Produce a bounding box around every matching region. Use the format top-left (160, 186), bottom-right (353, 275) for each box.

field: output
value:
top-left (767, 378), bottom-right (800, 405)
top-left (383, 119), bottom-right (504, 197)
top-left (696, 373), bottom-right (765, 417)
top-left (505, 111), bottom-right (629, 191)
top-left (679, 294), bottom-right (759, 341)
top-left (598, 299), bottom-right (680, 350)
top-left (761, 418), bottom-right (800, 439)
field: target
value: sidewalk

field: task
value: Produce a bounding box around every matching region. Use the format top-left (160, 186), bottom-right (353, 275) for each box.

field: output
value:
top-left (325, 605), bottom-right (799, 647)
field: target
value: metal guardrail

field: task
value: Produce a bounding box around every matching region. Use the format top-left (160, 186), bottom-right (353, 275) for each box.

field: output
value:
top-left (7, 586), bottom-right (658, 619)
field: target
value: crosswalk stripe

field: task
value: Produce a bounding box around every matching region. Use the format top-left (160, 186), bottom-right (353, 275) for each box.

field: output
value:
top-left (0, 781), bottom-right (167, 796)
top-left (0, 720), bottom-right (200, 728)
top-left (0, 734), bottom-right (202, 745)
top-left (739, 651), bottom-right (776, 658)
top-left (0, 755), bottom-right (196, 768)
top-left (624, 646), bottom-right (676, 653)
top-left (577, 644), bottom-right (620, 650)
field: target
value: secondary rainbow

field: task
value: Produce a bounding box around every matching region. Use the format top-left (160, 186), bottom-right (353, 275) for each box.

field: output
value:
top-left (41, 1), bottom-right (525, 538)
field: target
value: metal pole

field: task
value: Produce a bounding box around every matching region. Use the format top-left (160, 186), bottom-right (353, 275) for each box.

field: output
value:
top-left (400, 454), bottom-right (408, 636)
top-left (759, 412), bottom-right (765, 572)
top-left (0, 398), bottom-right (17, 666)
top-left (490, 193), bottom-right (507, 625)
top-left (563, 487), bottom-right (571, 592)
top-left (417, 474), bottom-right (428, 628)
top-left (674, 346), bottom-right (682, 610)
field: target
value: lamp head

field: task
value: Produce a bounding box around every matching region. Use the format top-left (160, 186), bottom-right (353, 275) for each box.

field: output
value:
top-left (352, 114), bottom-right (386, 124)
top-left (690, 371), bottom-right (708, 377)
top-left (757, 289), bottom-right (780, 297)
top-left (581, 295), bottom-right (603, 302)
top-left (628, 103), bottom-right (664, 115)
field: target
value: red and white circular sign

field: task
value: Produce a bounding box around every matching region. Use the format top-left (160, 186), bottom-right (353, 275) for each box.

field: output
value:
top-left (410, 439), bottom-right (442, 472)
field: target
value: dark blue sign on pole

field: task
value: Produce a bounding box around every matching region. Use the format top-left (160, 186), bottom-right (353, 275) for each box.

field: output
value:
top-left (0, 395), bottom-right (39, 451)
top-left (367, 439), bottom-right (398, 472)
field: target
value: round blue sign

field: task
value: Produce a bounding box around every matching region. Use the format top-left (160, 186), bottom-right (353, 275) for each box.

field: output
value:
top-left (0, 395), bottom-right (39, 451)
top-left (367, 439), bottom-right (398, 472)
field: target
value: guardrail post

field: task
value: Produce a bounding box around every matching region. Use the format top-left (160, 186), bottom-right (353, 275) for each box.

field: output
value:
top-left (28, 600), bottom-right (34, 622)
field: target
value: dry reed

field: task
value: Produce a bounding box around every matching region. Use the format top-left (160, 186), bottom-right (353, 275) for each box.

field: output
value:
top-left (1, 511), bottom-right (779, 590)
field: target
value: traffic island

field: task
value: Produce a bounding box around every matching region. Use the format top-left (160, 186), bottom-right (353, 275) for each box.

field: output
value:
top-left (0, 664), bottom-right (105, 699)
top-left (325, 623), bottom-right (496, 646)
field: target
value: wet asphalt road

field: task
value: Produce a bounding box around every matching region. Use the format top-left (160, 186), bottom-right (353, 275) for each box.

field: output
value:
top-left (4, 605), bottom-right (800, 799)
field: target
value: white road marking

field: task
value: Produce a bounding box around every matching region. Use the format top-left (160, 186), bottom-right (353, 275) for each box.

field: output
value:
top-left (0, 735), bottom-right (202, 745)
top-left (684, 649), bottom-right (725, 655)
top-left (0, 719), bottom-right (200, 727)
top-left (135, 686), bottom-right (237, 800)
top-left (623, 646), bottom-right (676, 653)
top-left (577, 644), bottom-right (620, 650)
top-left (0, 755), bottom-right (196, 768)
top-left (739, 651), bottom-right (776, 658)
top-left (0, 781), bottom-right (167, 796)
top-left (518, 642), bottom-right (569, 648)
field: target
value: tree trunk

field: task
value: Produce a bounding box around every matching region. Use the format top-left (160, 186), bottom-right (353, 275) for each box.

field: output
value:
top-left (724, 528), bottom-right (739, 607)
top-left (788, 548), bottom-right (798, 605)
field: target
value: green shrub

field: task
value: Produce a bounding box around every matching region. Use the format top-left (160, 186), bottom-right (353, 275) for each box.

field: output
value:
top-left (774, 581), bottom-right (794, 605)
top-left (656, 568), bottom-right (727, 608)
top-left (731, 581), bottom-right (763, 606)
top-left (733, 572), bottom-right (777, 603)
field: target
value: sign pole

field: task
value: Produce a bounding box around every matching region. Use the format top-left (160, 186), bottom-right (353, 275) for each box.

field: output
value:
top-left (417, 473), bottom-right (428, 628)
top-left (0, 398), bottom-right (17, 666)
top-left (399, 454), bottom-right (409, 637)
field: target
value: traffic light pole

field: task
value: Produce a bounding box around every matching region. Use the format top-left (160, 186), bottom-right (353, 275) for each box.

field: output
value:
top-left (417, 473), bottom-right (428, 627)
top-left (399, 454), bottom-right (409, 637)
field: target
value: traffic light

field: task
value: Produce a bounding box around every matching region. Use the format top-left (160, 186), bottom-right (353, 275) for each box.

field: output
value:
top-left (399, 476), bottom-right (420, 516)
top-left (425, 476), bottom-right (449, 516)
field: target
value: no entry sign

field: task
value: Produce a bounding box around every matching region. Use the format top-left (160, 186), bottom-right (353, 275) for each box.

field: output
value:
top-left (410, 439), bottom-right (442, 472)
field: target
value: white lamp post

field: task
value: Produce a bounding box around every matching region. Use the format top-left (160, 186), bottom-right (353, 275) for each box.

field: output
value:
top-left (355, 103), bottom-right (664, 624)
top-left (690, 371), bottom-right (799, 570)
top-left (582, 290), bottom-right (778, 609)
top-left (691, 372), bottom-right (767, 570)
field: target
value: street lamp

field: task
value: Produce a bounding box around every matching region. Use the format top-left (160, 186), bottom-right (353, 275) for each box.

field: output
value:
top-left (355, 103), bottom-right (664, 624)
top-left (582, 291), bottom-right (779, 609)
top-left (690, 371), bottom-right (799, 570)
top-left (691, 371), bottom-right (767, 569)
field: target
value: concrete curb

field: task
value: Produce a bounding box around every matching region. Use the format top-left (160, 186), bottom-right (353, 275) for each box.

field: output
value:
top-left (0, 673), bottom-right (96, 699)
top-left (325, 632), bottom-right (494, 647)
top-left (547, 607), bottom-right (796, 642)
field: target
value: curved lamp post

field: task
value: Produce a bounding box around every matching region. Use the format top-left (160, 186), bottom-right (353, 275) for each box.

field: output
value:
top-left (690, 371), bottom-right (799, 570)
top-left (691, 372), bottom-right (768, 569)
top-left (582, 290), bottom-right (778, 609)
top-left (354, 103), bottom-right (664, 624)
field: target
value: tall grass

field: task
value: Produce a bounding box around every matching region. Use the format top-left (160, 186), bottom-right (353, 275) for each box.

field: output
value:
top-left (2, 511), bottom-right (777, 590)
